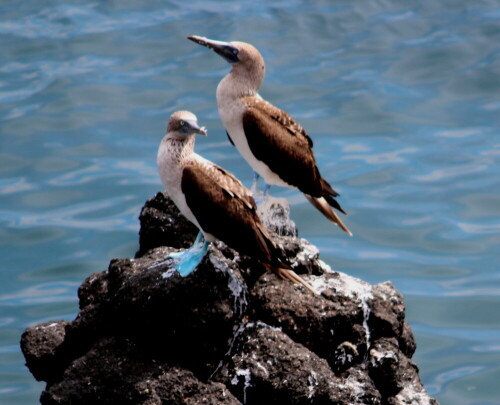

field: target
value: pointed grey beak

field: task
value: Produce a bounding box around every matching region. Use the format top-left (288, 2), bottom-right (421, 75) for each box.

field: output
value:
top-left (187, 35), bottom-right (239, 64)
top-left (196, 126), bottom-right (208, 136)
top-left (187, 120), bottom-right (207, 136)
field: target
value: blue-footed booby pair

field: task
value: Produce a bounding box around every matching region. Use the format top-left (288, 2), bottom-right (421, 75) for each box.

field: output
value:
top-left (152, 111), bottom-right (315, 293)
top-left (187, 36), bottom-right (352, 236)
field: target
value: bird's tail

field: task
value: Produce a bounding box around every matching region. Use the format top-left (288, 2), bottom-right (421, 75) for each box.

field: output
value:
top-left (265, 263), bottom-right (317, 295)
top-left (305, 195), bottom-right (353, 236)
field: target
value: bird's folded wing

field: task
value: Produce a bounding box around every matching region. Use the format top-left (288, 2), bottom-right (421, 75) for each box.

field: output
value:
top-left (181, 159), bottom-right (274, 261)
top-left (242, 97), bottom-right (325, 196)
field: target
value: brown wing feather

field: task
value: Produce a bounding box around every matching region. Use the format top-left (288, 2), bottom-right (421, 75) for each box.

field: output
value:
top-left (248, 98), bottom-right (314, 148)
top-left (182, 159), bottom-right (318, 292)
top-left (242, 97), bottom-right (348, 216)
top-left (210, 164), bottom-right (255, 210)
top-left (181, 160), bottom-right (279, 264)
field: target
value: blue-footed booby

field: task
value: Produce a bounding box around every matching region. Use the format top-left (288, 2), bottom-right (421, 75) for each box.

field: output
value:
top-left (151, 110), bottom-right (315, 293)
top-left (187, 35), bottom-right (352, 236)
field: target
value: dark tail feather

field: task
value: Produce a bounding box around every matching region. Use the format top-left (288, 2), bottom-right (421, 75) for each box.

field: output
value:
top-left (323, 194), bottom-right (347, 215)
top-left (266, 264), bottom-right (317, 295)
top-left (321, 178), bottom-right (340, 197)
top-left (320, 179), bottom-right (346, 214)
top-left (305, 195), bottom-right (353, 236)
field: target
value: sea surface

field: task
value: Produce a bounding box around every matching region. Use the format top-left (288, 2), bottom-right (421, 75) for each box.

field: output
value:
top-left (1, 1), bottom-right (499, 404)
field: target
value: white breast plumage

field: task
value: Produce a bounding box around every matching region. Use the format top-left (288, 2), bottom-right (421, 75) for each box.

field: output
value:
top-left (217, 87), bottom-right (290, 188)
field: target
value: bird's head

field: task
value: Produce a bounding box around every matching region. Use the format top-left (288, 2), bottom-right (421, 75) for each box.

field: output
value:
top-left (166, 111), bottom-right (207, 140)
top-left (188, 36), bottom-right (265, 91)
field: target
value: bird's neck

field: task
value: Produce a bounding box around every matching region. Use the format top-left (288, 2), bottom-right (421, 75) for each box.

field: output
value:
top-left (217, 68), bottom-right (262, 103)
top-left (159, 135), bottom-right (195, 167)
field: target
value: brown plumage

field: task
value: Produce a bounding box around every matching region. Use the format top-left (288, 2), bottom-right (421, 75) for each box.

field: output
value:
top-left (159, 110), bottom-right (316, 294)
top-left (187, 36), bottom-right (352, 236)
top-left (181, 161), bottom-right (316, 294)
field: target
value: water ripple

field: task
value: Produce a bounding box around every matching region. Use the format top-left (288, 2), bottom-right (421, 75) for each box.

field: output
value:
top-left (0, 56), bottom-right (117, 104)
top-left (0, 195), bottom-right (138, 231)
top-left (0, 4), bottom-right (181, 39)
top-left (344, 146), bottom-right (417, 164)
top-left (0, 178), bottom-right (36, 195)
top-left (0, 281), bottom-right (78, 306)
top-left (43, 159), bottom-right (157, 189)
top-left (415, 164), bottom-right (488, 182)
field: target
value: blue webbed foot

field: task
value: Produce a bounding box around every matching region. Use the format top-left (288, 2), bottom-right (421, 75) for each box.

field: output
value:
top-left (173, 240), bottom-right (208, 276)
top-left (148, 232), bottom-right (208, 276)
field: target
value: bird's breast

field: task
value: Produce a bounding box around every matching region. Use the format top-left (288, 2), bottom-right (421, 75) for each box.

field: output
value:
top-left (217, 97), bottom-right (290, 188)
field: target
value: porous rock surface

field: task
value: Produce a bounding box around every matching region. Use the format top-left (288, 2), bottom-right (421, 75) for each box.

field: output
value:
top-left (21, 192), bottom-right (438, 404)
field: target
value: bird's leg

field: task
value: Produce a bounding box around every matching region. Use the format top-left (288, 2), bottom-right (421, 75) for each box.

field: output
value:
top-left (252, 171), bottom-right (272, 205)
top-left (149, 232), bottom-right (209, 276)
top-left (251, 171), bottom-right (260, 194)
top-left (262, 183), bottom-right (271, 199)
top-left (169, 231), bottom-right (204, 258)
top-left (172, 232), bottom-right (208, 276)
top-left (254, 183), bottom-right (271, 205)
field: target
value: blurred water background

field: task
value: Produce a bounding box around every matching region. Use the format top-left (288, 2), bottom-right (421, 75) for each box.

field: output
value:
top-left (0, 1), bottom-right (499, 404)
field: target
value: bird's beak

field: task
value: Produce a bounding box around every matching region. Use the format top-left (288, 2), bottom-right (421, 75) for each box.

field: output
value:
top-left (187, 35), bottom-right (239, 64)
top-left (190, 121), bottom-right (208, 136)
top-left (196, 126), bottom-right (208, 136)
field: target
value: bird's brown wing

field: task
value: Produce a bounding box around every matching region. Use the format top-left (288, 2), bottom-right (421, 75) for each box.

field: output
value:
top-left (182, 157), bottom-right (318, 292)
top-left (242, 97), bottom-right (338, 199)
top-left (181, 159), bottom-right (276, 263)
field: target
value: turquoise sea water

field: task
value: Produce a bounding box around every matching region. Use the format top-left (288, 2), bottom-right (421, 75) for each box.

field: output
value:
top-left (1, 1), bottom-right (499, 403)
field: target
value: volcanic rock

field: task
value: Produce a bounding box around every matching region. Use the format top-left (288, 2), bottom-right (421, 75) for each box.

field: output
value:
top-left (21, 192), bottom-right (437, 405)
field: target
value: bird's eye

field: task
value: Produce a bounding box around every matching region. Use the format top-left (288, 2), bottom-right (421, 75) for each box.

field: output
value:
top-left (232, 49), bottom-right (238, 55)
top-left (179, 120), bottom-right (185, 126)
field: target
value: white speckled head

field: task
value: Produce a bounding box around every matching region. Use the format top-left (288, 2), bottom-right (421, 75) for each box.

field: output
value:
top-left (166, 110), bottom-right (207, 139)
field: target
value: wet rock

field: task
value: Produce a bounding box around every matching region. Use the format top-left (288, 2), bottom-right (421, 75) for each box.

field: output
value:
top-left (21, 193), bottom-right (438, 405)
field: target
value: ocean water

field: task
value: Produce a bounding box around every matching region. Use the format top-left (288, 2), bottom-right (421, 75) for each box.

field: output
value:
top-left (0, 1), bottom-right (499, 404)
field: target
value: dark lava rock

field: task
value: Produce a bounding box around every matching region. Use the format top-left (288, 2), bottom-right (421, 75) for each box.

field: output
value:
top-left (136, 192), bottom-right (198, 257)
top-left (40, 336), bottom-right (240, 405)
top-left (212, 322), bottom-right (382, 405)
top-left (20, 321), bottom-right (68, 383)
top-left (21, 193), bottom-right (438, 405)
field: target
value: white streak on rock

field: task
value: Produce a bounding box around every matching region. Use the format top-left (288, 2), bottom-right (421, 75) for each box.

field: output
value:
top-left (40, 322), bottom-right (59, 329)
top-left (310, 272), bottom-right (373, 349)
top-left (161, 268), bottom-right (177, 279)
top-left (336, 371), bottom-right (366, 401)
top-left (395, 384), bottom-right (435, 405)
top-left (307, 370), bottom-right (318, 398)
top-left (231, 368), bottom-right (252, 404)
top-left (256, 361), bottom-right (269, 376)
top-left (209, 254), bottom-right (248, 316)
